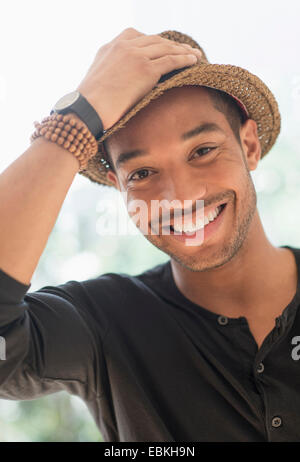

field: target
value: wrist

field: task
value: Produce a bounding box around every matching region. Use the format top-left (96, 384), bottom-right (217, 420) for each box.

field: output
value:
top-left (30, 112), bottom-right (98, 172)
top-left (75, 86), bottom-right (113, 131)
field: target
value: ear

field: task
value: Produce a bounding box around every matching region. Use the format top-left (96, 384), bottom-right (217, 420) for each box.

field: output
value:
top-left (239, 118), bottom-right (262, 171)
top-left (107, 170), bottom-right (121, 191)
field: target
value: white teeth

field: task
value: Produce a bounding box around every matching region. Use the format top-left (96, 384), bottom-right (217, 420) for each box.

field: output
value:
top-left (209, 208), bottom-right (218, 221)
top-left (172, 205), bottom-right (222, 233)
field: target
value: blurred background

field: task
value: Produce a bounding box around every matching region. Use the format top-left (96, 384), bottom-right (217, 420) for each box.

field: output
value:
top-left (0, 0), bottom-right (300, 442)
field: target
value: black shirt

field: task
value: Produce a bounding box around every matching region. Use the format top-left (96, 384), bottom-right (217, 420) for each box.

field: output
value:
top-left (0, 244), bottom-right (300, 442)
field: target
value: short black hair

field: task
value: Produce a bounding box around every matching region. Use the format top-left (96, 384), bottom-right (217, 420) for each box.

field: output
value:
top-left (102, 87), bottom-right (246, 173)
top-left (204, 87), bottom-right (245, 147)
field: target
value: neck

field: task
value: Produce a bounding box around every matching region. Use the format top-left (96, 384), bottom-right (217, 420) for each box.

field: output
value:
top-left (170, 210), bottom-right (298, 318)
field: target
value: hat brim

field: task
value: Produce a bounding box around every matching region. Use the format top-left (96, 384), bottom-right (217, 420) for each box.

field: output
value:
top-left (79, 62), bottom-right (281, 188)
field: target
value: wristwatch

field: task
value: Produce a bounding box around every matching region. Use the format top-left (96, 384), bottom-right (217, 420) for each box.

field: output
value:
top-left (50, 90), bottom-right (105, 141)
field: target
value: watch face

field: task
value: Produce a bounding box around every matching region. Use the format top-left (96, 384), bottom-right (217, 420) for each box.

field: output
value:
top-left (54, 90), bottom-right (80, 111)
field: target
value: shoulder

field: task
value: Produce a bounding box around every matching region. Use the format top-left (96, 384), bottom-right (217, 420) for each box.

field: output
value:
top-left (29, 259), bottom-right (170, 311)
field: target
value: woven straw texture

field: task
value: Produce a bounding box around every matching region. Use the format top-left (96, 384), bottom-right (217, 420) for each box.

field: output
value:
top-left (79, 30), bottom-right (281, 188)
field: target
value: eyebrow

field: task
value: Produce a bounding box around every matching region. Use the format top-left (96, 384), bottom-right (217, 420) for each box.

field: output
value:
top-left (115, 122), bottom-right (224, 169)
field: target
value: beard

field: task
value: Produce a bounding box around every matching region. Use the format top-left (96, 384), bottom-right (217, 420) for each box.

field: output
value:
top-left (140, 166), bottom-right (257, 273)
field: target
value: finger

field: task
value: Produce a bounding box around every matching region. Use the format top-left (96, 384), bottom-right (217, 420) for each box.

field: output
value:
top-left (127, 33), bottom-right (198, 51)
top-left (127, 34), bottom-right (171, 47)
top-left (112, 27), bottom-right (145, 43)
top-left (180, 43), bottom-right (202, 54)
top-left (129, 35), bottom-right (202, 61)
top-left (142, 43), bottom-right (201, 61)
top-left (180, 43), bottom-right (202, 60)
top-left (153, 53), bottom-right (198, 76)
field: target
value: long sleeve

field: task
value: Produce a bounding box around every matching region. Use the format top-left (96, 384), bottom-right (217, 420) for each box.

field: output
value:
top-left (0, 267), bottom-right (109, 403)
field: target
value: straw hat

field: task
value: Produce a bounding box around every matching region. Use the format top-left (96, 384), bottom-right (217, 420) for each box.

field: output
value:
top-left (79, 30), bottom-right (281, 188)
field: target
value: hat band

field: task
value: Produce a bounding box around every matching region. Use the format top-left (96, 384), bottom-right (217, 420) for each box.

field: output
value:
top-left (225, 91), bottom-right (249, 120)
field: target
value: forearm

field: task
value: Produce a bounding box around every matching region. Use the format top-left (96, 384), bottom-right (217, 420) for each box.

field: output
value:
top-left (0, 125), bottom-right (82, 285)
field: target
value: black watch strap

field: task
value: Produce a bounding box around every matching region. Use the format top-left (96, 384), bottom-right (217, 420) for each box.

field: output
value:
top-left (50, 91), bottom-right (105, 141)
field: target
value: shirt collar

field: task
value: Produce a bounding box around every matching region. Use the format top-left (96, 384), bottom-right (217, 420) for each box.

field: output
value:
top-left (160, 245), bottom-right (300, 326)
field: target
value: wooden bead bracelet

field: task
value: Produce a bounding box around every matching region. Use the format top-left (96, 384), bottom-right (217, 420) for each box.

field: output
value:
top-left (30, 113), bottom-right (99, 171)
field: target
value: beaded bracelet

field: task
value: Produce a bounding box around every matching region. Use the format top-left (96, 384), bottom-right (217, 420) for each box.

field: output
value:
top-left (30, 113), bottom-right (99, 171)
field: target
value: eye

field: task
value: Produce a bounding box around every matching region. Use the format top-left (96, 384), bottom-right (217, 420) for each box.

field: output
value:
top-left (128, 168), bottom-right (153, 182)
top-left (192, 146), bottom-right (216, 158)
top-left (128, 147), bottom-right (217, 182)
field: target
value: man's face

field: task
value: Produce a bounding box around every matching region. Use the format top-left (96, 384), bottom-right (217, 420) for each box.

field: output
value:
top-left (106, 86), bottom-right (261, 272)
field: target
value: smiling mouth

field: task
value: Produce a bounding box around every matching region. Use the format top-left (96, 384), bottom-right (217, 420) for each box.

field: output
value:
top-left (163, 202), bottom-right (227, 234)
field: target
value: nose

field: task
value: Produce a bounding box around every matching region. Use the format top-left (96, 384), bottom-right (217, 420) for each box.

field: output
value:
top-left (159, 169), bottom-right (207, 206)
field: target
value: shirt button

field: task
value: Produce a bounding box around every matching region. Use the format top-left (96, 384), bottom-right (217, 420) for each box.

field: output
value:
top-left (271, 416), bottom-right (282, 428)
top-left (217, 315), bottom-right (228, 326)
top-left (257, 362), bottom-right (264, 373)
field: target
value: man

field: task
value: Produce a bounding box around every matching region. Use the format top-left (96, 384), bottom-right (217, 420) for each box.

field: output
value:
top-left (0, 27), bottom-right (299, 442)
top-left (103, 83), bottom-right (297, 351)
